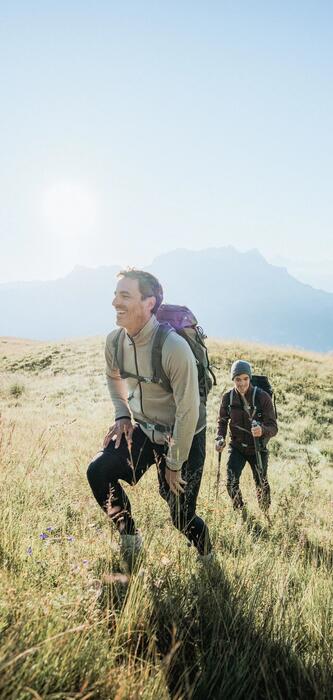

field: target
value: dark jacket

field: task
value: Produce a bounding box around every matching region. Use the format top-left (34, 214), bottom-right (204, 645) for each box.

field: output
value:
top-left (217, 385), bottom-right (278, 456)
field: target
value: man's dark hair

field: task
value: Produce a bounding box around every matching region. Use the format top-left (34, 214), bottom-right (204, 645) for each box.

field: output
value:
top-left (117, 269), bottom-right (163, 314)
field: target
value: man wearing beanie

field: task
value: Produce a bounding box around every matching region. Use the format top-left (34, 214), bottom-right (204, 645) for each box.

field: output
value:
top-left (230, 360), bottom-right (252, 381)
top-left (215, 359), bottom-right (278, 513)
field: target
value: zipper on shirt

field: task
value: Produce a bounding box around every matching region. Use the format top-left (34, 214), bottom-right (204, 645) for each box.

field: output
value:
top-left (130, 335), bottom-right (164, 440)
top-left (131, 337), bottom-right (145, 417)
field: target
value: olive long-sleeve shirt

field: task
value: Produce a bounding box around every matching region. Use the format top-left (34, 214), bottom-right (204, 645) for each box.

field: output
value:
top-left (105, 315), bottom-right (205, 471)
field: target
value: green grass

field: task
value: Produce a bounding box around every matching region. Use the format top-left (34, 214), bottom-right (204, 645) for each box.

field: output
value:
top-left (0, 337), bottom-right (332, 699)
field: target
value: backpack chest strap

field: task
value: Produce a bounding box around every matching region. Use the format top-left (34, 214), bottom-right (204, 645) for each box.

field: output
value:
top-left (113, 325), bottom-right (173, 388)
top-left (228, 386), bottom-right (260, 416)
top-left (119, 369), bottom-right (155, 383)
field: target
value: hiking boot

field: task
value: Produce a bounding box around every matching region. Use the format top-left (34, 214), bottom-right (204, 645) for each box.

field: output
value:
top-left (120, 532), bottom-right (143, 573)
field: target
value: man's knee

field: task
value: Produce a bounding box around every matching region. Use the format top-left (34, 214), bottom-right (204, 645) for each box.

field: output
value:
top-left (226, 472), bottom-right (238, 497)
top-left (87, 452), bottom-right (104, 486)
top-left (226, 480), bottom-right (233, 499)
top-left (87, 450), bottom-right (119, 488)
top-left (226, 474), bottom-right (244, 509)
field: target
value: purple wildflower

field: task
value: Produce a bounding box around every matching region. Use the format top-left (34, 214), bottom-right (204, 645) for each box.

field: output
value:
top-left (26, 546), bottom-right (33, 555)
top-left (83, 559), bottom-right (89, 565)
top-left (67, 536), bottom-right (75, 542)
top-left (46, 526), bottom-right (54, 532)
top-left (39, 533), bottom-right (48, 540)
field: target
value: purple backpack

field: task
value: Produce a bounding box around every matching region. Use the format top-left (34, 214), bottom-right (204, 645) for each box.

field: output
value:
top-left (155, 304), bottom-right (216, 401)
top-left (113, 304), bottom-right (216, 403)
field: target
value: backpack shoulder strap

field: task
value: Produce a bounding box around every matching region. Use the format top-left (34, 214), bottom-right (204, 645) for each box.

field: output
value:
top-left (252, 385), bottom-right (258, 410)
top-left (253, 385), bottom-right (277, 419)
top-left (151, 322), bottom-right (175, 392)
top-left (227, 388), bottom-right (234, 416)
top-left (228, 388), bottom-right (255, 416)
top-left (112, 328), bottom-right (152, 383)
top-left (252, 385), bottom-right (266, 420)
top-left (113, 328), bottom-right (125, 373)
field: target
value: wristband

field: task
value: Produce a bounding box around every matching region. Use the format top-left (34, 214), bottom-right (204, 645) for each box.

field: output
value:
top-left (215, 436), bottom-right (225, 446)
top-left (165, 464), bottom-right (181, 472)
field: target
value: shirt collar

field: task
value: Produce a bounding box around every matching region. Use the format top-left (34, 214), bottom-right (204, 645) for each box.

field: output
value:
top-left (127, 314), bottom-right (159, 345)
top-left (235, 385), bottom-right (253, 402)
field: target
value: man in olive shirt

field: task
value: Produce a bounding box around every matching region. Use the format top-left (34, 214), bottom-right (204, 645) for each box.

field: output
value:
top-left (87, 269), bottom-right (211, 569)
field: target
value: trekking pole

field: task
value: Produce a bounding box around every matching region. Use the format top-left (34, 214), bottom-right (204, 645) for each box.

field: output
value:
top-left (252, 422), bottom-right (264, 481)
top-left (216, 451), bottom-right (222, 501)
top-left (252, 420), bottom-right (271, 524)
top-left (215, 438), bottom-right (224, 501)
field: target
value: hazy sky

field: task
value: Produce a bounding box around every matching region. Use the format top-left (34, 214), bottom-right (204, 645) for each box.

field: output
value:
top-left (1, 1), bottom-right (333, 282)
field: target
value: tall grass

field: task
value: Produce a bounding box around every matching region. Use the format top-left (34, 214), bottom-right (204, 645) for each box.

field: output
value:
top-left (0, 337), bottom-right (332, 699)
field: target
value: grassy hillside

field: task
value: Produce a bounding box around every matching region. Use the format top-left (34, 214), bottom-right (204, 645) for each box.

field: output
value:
top-left (0, 336), bottom-right (332, 699)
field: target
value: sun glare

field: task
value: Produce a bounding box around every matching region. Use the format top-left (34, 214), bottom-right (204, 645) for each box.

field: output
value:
top-left (42, 182), bottom-right (98, 238)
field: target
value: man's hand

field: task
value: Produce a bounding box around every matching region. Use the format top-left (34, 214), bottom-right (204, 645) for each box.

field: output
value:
top-left (215, 437), bottom-right (225, 452)
top-left (165, 468), bottom-right (187, 496)
top-left (103, 418), bottom-right (134, 449)
top-left (251, 423), bottom-right (263, 438)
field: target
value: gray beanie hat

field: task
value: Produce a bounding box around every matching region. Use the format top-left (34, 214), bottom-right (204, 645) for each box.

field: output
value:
top-left (230, 360), bottom-right (252, 380)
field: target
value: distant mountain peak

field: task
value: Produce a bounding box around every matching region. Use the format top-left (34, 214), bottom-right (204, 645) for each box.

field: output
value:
top-left (151, 246), bottom-right (268, 265)
top-left (1, 247), bottom-right (332, 350)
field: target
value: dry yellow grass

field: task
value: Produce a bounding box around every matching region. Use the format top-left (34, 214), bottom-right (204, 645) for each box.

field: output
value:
top-left (0, 336), bottom-right (332, 699)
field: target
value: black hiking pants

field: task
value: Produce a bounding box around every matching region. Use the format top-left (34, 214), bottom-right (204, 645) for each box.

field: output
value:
top-left (226, 445), bottom-right (271, 511)
top-left (87, 426), bottom-right (211, 555)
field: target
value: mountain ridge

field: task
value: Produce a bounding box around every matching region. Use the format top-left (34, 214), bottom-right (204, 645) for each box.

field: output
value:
top-left (1, 247), bottom-right (332, 350)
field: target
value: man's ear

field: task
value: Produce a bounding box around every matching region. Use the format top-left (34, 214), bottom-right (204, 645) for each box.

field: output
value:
top-left (147, 296), bottom-right (156, 314)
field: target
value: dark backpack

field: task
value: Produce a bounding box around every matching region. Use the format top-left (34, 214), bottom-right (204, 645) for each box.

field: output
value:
top-left (113, 304), bottom-right (216, 403)
top-left (228, 374), bottom-right (277, 418)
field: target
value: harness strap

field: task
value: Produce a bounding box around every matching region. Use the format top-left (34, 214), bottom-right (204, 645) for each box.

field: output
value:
top-left (228, 388), bottom-right (234, 415)
top-left (113, 327), bottom-right (157, 383)
top-left (252, 386), bottom-right (258, 417)
top-left (136, 417), bottom-right (173, 434)
top-left (114, 325), bottom-right (175, 388)
top-left (120, 370), bottom-right (154, 383)
top-left (151, 323), bottom-right (174, 392)
top-left (114, 328), bottom-right (125, 374)
top-left (228, 386), bottom-right (260, 418)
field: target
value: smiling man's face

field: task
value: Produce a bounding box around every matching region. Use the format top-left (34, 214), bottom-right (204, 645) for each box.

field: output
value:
top-left (233, 373), bottom-right (251, 395)
top-left (112, 276), bottom-right (156, 336)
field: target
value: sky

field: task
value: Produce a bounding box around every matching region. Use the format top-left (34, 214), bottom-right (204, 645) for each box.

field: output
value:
top-left (1, 1), bottom-right (333, 284)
